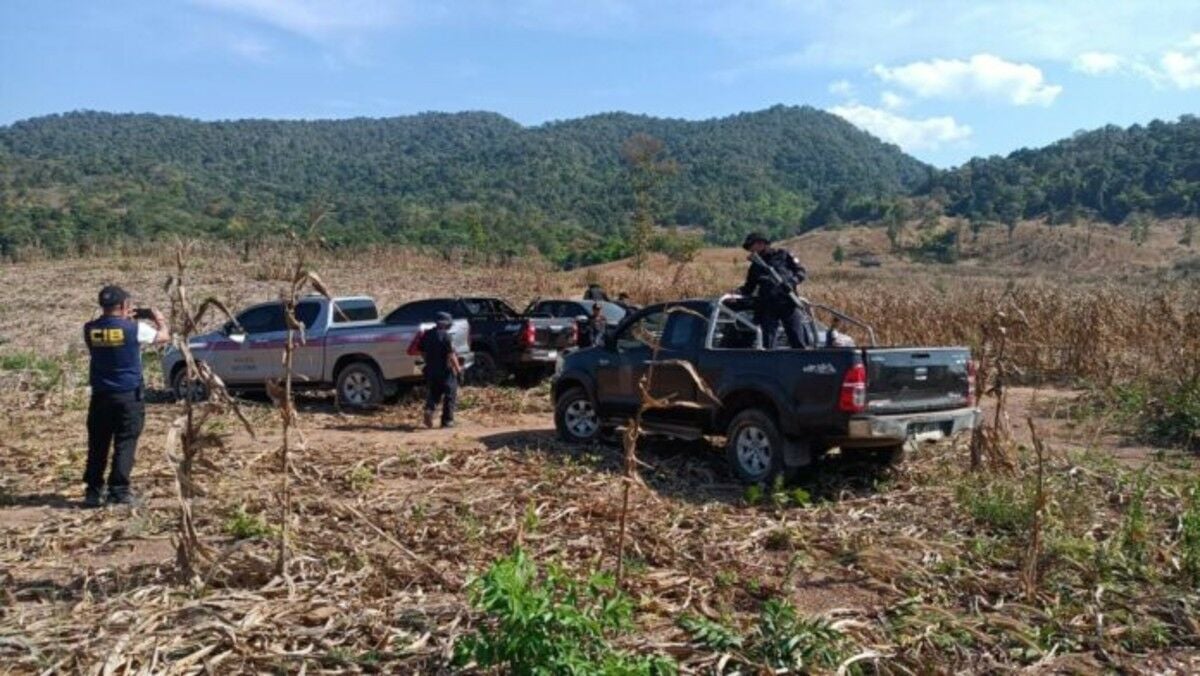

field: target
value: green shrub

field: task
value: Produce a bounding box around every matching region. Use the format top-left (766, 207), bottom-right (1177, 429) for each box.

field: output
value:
top-left (753, 599), bottom-right (854, 671)
top-left (224, 506), bottom-right (274, 540)
top-left (454, 548), bottom-right (675, 675)
top-left (956, 478), bottom-right (1034, 534)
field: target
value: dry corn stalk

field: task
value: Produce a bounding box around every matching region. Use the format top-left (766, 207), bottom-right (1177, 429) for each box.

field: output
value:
top-left (163, 239), bottom-right (255, 582)
top-left (270, 208), bottom-right (335, 576)
top-left (615, 305), bottom-right (720, 587)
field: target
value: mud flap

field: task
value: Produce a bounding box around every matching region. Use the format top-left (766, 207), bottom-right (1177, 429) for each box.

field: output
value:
top-left (783, 437), bottom-right (813, 470)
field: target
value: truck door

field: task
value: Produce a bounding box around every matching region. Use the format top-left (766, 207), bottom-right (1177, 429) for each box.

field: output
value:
top-left (292, 301), bottom-right (325, 382)
top-left (594, 306), bottom-right (668, 418)
top-left (641, 307), bottom-right (712, 430)
top-left (221, 303), bottom-right (286, 384)
top-left (242, 303), bottom-right (289, 383)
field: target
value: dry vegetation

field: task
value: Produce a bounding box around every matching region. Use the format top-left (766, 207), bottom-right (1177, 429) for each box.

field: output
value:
top-left (1, 235), bottom-right (1198, 674)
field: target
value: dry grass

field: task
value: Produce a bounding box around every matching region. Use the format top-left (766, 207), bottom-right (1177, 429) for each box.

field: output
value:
top-left (1, 243), bottom-right (1199, 673)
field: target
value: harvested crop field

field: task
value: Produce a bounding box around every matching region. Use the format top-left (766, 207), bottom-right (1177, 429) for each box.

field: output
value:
top-left (1, 243), bottom-right (1198, 674)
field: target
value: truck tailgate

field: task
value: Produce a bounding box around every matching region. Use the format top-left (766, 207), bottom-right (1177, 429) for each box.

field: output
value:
top-left (532, 320), bottom-right (576, 350)
top-left (863, 347), bottom-right (972, 414)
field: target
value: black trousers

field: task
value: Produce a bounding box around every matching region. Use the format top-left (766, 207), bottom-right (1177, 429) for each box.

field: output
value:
top-left (424, 374), bottom-right (458, 424)
top-left (85, 390), bottom-right (145, 496)
top-left (759, 305), bottom-right (816, 349)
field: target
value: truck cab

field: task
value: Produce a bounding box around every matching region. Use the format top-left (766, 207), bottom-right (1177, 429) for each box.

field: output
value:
top-left (552, 296), bottom-right (979, 484)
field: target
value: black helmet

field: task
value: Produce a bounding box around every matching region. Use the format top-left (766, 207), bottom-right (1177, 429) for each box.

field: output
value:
top-left (741, 232), bottom-right (769, 250)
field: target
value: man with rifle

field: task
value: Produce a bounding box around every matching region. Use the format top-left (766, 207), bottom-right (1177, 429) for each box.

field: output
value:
top-left (737, 232), bottom-right (816, 349)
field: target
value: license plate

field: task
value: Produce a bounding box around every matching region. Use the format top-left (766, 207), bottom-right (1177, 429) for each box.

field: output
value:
top-left (533, 349), bottom-right (558, 360)
top-left (908, 421), bottom-right (947, 440)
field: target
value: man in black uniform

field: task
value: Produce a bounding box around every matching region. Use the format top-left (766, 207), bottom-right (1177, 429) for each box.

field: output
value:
top-left (581, 302), bottom-right (608, 348)
top-left (420, 312), bottom-right (463, 429)
top-left (83, 285), bottom-right (169, 507)
top-left (738, 232), bottom-right (815, 349)
top-left (583, 283), bottom-right (610, 302)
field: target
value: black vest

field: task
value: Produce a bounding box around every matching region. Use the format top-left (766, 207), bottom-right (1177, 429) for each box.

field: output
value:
top-left (84, 316), bottom-right (142, 394)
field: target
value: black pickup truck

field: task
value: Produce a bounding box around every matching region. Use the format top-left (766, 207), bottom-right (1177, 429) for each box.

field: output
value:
top-left (551, 296), bottom-right (979, 484)
top-left (385, 297), bottom-right (576, 386)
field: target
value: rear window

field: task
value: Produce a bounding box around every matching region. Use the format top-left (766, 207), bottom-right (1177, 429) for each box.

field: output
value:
top-left (333, 299), bottom-right (378, 323)
top-left (384, 299), bottom-right (456, 325)
top-left (295, 302), bottom-right (321, 330)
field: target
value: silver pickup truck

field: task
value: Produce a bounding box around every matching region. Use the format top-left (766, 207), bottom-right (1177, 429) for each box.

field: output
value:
top-left (162, 295), bottom-right (472, 408)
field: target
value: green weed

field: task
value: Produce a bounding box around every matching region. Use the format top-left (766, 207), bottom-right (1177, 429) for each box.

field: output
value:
top-left (345, 465), bottom-right (375, 493)
top-left (753, 599), bottom-right (855, 672)
top-left (678, 614), bottom-right (743, 651)
top-left (1181, 480), bottom-right (1200, 586)
top-left (956, 478), bottom-right (1033, 535)
top-left (225, 506), bottom-right (275, 540)
top-left (454, 548), bottom-right (675, 675)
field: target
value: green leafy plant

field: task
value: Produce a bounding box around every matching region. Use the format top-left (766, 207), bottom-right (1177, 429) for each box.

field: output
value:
top-left (956, 478), bottom-right (1034, 535)
top-left (1180, 480), bottom-right (1200, 586)
top-left (454, 548), bottom-right (675, 675)
top-left (752, 599), bottom-right (854, 671)
top-left (679, 614), bottom-right (743, 652)
top-left (225, 506), bottom-right (275, 540)
top-left (1121, 472), bottom-right (1149, 567)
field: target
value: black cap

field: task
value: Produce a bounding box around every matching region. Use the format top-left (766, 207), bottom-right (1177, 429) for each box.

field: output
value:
top-left (741, 232), bottom-right (770, 250)
top-left (98, 285), bottom-right (129, 309)
top-left (435, 311), bottom-right (453, 324)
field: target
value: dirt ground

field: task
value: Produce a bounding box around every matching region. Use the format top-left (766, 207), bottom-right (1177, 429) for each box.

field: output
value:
top-left (1, 247), bottom-right (1198, 674)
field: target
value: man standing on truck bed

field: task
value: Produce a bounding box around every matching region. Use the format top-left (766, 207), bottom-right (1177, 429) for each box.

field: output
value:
top-left (420, 312), bottom-right (463, 429)
top-left (82, 285), bottom-right (169, 507)
top-left (738, 232), bottom-right (815, 349)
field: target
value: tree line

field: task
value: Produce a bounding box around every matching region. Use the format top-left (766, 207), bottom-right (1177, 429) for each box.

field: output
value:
top-left (0, 107), bottom-right (1196, 264)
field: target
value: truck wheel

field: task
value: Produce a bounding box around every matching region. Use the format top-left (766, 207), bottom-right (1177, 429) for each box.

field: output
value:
top-left (555, 388), bottom-right (601, 443)
top-left (171, 366), bottom-right (208, 402)
top-left (725, 409), bottom-right (786, 485)
top-left (866, 443), bottom-right (907, 467)
top-left (465, 351), bottom-right (500, 386)
top-left (336, 362), bottom-right (384, 409)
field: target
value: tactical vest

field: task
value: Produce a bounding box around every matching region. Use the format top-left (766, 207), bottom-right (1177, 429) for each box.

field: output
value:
top-left (84, 316), bottom-right (143, 394)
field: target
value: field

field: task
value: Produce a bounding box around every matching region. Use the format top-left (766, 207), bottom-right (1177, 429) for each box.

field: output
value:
top-left (1, 226), bottom-right (1199, 674)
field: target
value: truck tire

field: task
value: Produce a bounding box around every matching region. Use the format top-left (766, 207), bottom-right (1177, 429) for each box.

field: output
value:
top-left (336, 362), bottom-right (384, 409)
top-left (555, 387), bottom-right (601, 443)
top-left (171, 365), bottom-right (208, 402)
top-left (465, 351), bottom-right (501, 386)
top-left (725, 408), bottom-right (787, 485)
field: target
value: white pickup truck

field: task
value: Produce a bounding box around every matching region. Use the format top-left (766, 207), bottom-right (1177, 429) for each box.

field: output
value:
top-left (162, 295), bottom-right (472, 408)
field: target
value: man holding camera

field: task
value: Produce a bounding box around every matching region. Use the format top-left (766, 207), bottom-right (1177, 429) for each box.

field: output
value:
top-left (82, 285), bottom-right (169, 507)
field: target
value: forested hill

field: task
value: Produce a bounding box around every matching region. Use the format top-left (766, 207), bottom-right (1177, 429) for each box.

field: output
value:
top-left (0, 106), bottom-right (928, 262)
top-left (926, 115), bottom-right (1200, 226)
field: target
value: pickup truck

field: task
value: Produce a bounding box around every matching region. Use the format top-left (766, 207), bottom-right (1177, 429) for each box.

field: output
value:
top-left (525, 299), bottom-right (629, 347)
top-left (551, 296), bottom-right (979, 484)
top-left (384, 297), bottom-right (576, 386)
top-left (162, 295), bottom-right (472, 408)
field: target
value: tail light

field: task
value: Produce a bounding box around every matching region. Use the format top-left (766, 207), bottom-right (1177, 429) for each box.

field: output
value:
top-left (838, 362), bottom-right (867, 414)
top-left (966, 358), bottom-right (978, 406)
top-left (519, 320), bottom-right (536, 348)
top-left (406, 329), bottom-right (425, 356)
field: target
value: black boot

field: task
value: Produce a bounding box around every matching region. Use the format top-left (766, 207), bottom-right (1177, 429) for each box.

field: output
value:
top-left (83, 486), bottom-right (104, 509)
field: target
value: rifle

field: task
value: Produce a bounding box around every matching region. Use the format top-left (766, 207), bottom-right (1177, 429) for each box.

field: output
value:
top-left (747, 251), bottom-right (811, 312)
top-left (745, 252), bottom-right (879, 347)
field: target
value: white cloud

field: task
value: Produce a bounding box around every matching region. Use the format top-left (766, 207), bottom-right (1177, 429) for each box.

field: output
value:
top-left (1072, 51), bottom-right (1122, 75)
top-left (880, 91), bottom-right (905, 109)
top-left (698, 1), bottom-right (1200, 69)
top-left (227, 35), bottom-right (271, 61)
top-left (829, 103), bottom-right (971, 151)
top-left (192, 0), bottom-right (411, 41)
top-left (828, 79), bottom-right (854, 97)
top-left (872, 54), bottom-right (1062, 106)
top-left (1160, 33), bottom-right (1200, 89)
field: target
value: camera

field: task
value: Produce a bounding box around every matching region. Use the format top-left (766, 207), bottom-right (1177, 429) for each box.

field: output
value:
top-left (132, 308), bottom-right (154, 320)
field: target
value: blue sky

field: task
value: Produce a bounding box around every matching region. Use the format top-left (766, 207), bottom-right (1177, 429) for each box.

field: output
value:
top-left (1, 0), bottom-right (1197, 167)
